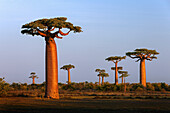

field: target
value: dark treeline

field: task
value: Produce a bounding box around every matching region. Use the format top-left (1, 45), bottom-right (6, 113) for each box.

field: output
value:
top-left (0, 77), bottom-right (170, 97)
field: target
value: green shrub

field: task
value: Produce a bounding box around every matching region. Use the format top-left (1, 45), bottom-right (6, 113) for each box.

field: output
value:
top-left (147, 83), bottom-right (155, 91)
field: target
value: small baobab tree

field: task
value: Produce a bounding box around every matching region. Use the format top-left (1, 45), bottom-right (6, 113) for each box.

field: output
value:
top-left (60, 64), bottom-right (75, 84)
top-left (118, 71), bottom-right (128, 84)
top-left (29, 72), bottom-right (38, 84)
top-left (106, 56), bottom-right (126, 85)
top-left (119, 73), bottom-right (130, 92)
top-left (111, 66), bottom-right (122, 83)
top-left (126, 48), bottom-right (159, 87)
top-left (21, 17), bottom-right (82, 99)
top-left (95, 69), bottom-right (105, 86)
top-left (98, 72), bottom-right (109, 85)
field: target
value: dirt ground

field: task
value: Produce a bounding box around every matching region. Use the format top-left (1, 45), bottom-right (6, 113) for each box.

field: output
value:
top-left (0, 97), bottom-right (170, 113)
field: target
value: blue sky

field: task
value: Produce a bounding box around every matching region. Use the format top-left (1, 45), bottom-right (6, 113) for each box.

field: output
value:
top-left (0, 0), bottom-right (170, 84)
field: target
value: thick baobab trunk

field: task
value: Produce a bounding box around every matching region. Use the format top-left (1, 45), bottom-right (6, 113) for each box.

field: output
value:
top-left (45, 37), bottom-right (59, 99)
top-left (32, 78), bottom-right (35, 84)
top-left (99, 76), bottom-right (101, 86)
top-left (102, 76), bottom-right (104, 85)
top-left (140, 59), bottom-right (146, 87)
top-left (68, 69), bottom-right (71, 84)
top-left (115, 62), bottom-right (118, 85)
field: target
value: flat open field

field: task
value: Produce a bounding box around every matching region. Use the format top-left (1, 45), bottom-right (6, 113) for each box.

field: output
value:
top-left (0, 97), bottom-right (170, 113)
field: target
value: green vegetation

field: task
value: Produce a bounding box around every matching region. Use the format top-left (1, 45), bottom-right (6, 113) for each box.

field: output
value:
top-left (1, 80), bottom-right (170, 97)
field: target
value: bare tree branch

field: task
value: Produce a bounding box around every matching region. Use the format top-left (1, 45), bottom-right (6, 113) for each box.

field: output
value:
top-left (36, 28), bottom-right (47, 37)
top-left (59, 28), bottom-right (70, 36)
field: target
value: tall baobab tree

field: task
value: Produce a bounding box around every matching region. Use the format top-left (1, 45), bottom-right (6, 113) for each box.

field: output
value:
top-left (60, 64), bottom-right (75, 84)
top-left (29, 72), bottom-right (38, 84)
top-left (119, 73), bottom-right (130, 92)
top-left (126, 48), bottom-right (159, 87)
top-left (21, 17), bottom-right (82, 99)
top-left (118, 71), bottom-right (128, 84)
top-left (95, 69), bottom-right (105, 86)
top-left (106, 56), bottom-right (126, 85)
top-left (99, 72), bottom-right (109, 85)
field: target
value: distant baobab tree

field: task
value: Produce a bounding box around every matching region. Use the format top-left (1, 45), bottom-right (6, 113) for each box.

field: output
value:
top-left (60, 64), bottom-right (75, 84)
top-left (29, 72), bottom-right (38, 84)
top-left (111, 66), bottom-right (123, 83)
top-left (95, 69), bottom-right (105, 86)
top-left (119, 73), bottom-right (130, 92)
top-left (99, 72), bottom-right (109, 85)
top-left (126, 48), bottom-right (159, 87)
top-left (118, 71), bottom-right (128, 84)
top-left (106, 56), bottom-right (126, 85)
top-left (21, 17), bottom-right (82, 99)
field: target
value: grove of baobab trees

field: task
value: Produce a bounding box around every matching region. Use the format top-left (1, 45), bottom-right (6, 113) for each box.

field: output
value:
top-left (99, 72), bottom-right (109, 85)
top-left (118, 70), bottom-right (128, 84)
top-left (106, 56), bottom-right (126, 85)
top-left (95, 69), bottom-right (105, 86)
top-left (19, 17), bottom-right (160, 99)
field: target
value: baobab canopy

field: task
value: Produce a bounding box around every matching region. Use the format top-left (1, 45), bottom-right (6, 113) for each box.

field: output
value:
top-left (119, 73), bottom-right (130, 78)
top-left (118, 71), bottom-right (128, 74)
top-left (126, 48), bottom-right (159, 62)
top-left (105, 56), bottom-right (126, 62)
top-left (21, 17), bottom-right (82, 37)
top-left (98, 72), bottom-right (109, 77)
top-left (60, 64), bottom-right (75, 70)
top-left (95, 69), bottom-right (105, 73)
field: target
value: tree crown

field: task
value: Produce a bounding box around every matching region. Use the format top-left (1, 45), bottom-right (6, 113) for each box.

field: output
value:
top-left (105, 56), bottom-right (126, 63)
top-left (118, 70), bottom-right (128, 74)
top-left (111, 67), bottom-right (123, 70)
top-left (119, 73), bottom-right (130, 78)
top-left (98, 72), bottom-right (109, 77)
top-left (29, 72), bottom-right (38, 78)
top-left (95, 69), bottom-right (105, 73)
top-left (21, 17), bottom-right (82, 38)
top-left (126, 48), bottom-right (159, 62)
top-left (30, 72), bottom-right (36, 75)
top-left (60, 64), bottom-right (75, 70)
top-left (29, 75), bottom-right (38, 79)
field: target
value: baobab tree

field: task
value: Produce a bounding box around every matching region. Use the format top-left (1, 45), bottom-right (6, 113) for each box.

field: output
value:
top-left (99, 72), bottom-right (109, 85)
top-left (106, 56), bottom-right (126, 85)
top-left (95, 69), bottom-right (105, 86)
top-left (111, 66), bottom-right (122, 83)
top-left (60, 64), bottom-right (75, 84)
top-left (126, 48), bottom-right (159, 87)
top-left (118, 71), bottom-right (128, 84)
top-left (119, 73), bottom-right (130, 92)
top-left (29, 72), bottom-right (38, 84)
top-left (21, 17), bottom-right (82, 99)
